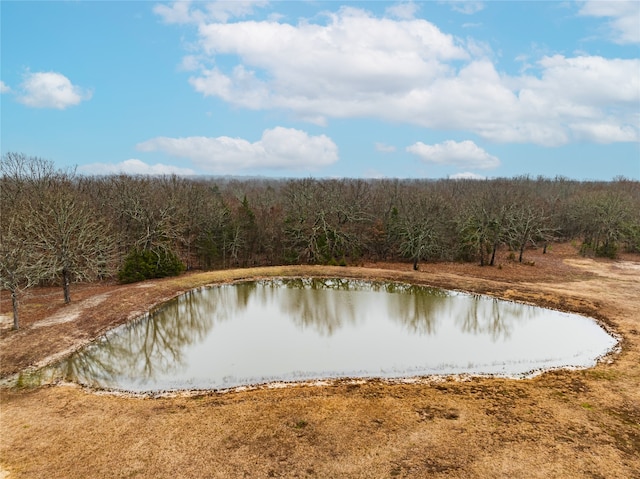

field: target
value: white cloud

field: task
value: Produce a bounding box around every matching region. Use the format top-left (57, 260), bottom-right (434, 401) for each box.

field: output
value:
top-left (534, 55), bottom-right (639, 105)
top-left (579, 0), bottom-right (640, 44)
top-left (189, 7), bottom-right (467, 122)
top-left (375, 142), bottom-right (397, 153)
top-left (511, 55), bottom-right (640, 144)
top-left (17, 72), bottom-right (91, 109)
top-left (569, 121), bottom-right (639, 143)
top-left (449, 172), bottom-right (486, 180)
top-left (154, 0), bottom-right (268, 25)
top-left (385, 2), bottom-right (420, 20)
top-left (78, 159), bottom-right (195, 176)
top-left (163, 6), bottom-right (640, 146)
top-left (153, 1), bottom-right (197, 24)
top-left (0, 81), bottom-right (10, 93)
top-left (407, 140), bottom-right (500, 169)
top-left (136, 127), bottom-right (338, 173)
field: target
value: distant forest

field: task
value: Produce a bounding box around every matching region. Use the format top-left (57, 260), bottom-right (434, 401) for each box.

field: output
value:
top-left (2, 152), bottom-right (639, 325)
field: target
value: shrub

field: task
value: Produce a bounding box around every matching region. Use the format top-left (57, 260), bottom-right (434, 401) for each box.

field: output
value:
top-left (118, 249), bottom-right (185, 284)
top-left (596, 242), bottom-right (618, 259)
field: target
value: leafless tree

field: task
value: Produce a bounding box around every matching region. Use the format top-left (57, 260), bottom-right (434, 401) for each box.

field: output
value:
top-left (1, 153), bottom-right (59, 327)
top-left (0, 214), bottom-right (46, 329)
top-left (26, 176), bottom-right (116, 303)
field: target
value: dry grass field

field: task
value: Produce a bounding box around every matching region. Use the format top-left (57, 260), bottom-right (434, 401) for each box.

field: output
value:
top-left (1, 244), bottom-right (639, 478)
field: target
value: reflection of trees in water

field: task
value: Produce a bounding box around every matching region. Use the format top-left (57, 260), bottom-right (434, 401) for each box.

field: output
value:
top-left (56, 334), bottom-right (132, 387)
top-left (455, 295), bottom-right (535, 341)
top-left (54, 289), bottom-right (229, 388)
top-left (386, 285), bottom-right (450, 335)
top-left (265, 279), bottom-right (531, 339)
top-left (275, 278), bottom-right (358, 336)
top-left (386, 286), bottom-right (534, 340)
top-left (233, 281), bottom-right (257, 308)
top-left (269, 279), bottom-right (469, 338)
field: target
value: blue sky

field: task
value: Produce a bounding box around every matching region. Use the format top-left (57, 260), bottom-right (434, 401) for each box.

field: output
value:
top-left (1, 1), bottom-right (639, 180)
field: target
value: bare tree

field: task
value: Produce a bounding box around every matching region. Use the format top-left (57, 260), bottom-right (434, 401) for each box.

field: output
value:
top-left (457, 184), bottom-right (511, 266)
top-left (573, 190), bottom-right (635, 258)
top-left (26, 175), bottom-right (115, 303)
top-left (0, 214), bottom-right (46, 329)
top-left (507, 204), bottom-right (555, 263)
top-left (393, 192), bottom-right (446, 270)
top-left (1, 153), bottom-right (59, 327)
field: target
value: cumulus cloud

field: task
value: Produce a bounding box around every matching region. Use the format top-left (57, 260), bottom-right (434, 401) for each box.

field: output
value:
top-left (509, 55), bottom-right (640, 144)
top-left (0, 81), bottom-right (10, 93)
top-left (17, 72), bottom-right (92, 109)
top-left (569, 122), bottom-right (639, 143)
top-left (78, 159), bottom-right (195, 176)
top-left (579, 0), bottom-right (640, 44)
top-left (188, 7), bottom-right (468, 121)
top-left (162, 5), bottom-right (639, 146)
top-left (532, 55), bottom-right (639, 106)
top-left (407, 140), bottom-right (500, 169)
top-left (136, 127), bottom-right (338, 173)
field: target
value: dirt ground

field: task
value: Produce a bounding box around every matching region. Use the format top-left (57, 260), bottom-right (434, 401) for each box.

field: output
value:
top-left (1, 244), bottom-right (639, 478)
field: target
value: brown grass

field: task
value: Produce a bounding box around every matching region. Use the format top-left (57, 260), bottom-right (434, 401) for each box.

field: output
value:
top-left (1, 244), bottom-right (639, 478)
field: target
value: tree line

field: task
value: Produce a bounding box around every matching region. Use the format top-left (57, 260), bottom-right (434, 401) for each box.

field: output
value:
top-left (2, 152), bottom-right (639, 329)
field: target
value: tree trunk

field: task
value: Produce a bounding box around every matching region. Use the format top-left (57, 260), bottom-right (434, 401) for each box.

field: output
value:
top-left (413, 258), bottom-right (419, 271)
top-left (519, 243), bottom-right (525, 263)
top-left (490, 243), bottom-right (497, 266)
top-left (11, 290), bottom-right (19, 330)
top-left (63, 268), bottom-right (71, 303)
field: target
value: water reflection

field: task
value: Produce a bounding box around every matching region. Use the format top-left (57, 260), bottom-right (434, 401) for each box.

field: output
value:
top-left (275, 278), bottom-right (358, 335)
top-left (386, 286), bottom-right (449, 335)
top-left (57, 290), bottom-right (217, 387)
top-left (454, 296), bottom-right (530, 341)
top-left (37, 279), bottom-right (617, 392)
top-left (50, 287), bottom-right (253, 388)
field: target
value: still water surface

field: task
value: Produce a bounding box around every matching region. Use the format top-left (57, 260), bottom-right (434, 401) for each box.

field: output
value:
top-left (41, 279), bottom-right (617, 392)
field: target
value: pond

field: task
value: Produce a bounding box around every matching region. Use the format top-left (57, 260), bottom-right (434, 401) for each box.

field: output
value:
top-left (29, 278), bottom-right (618, 392)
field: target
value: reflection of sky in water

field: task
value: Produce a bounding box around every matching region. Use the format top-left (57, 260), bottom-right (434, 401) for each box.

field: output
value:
top-left (42, 279), bottom-right (618, 392)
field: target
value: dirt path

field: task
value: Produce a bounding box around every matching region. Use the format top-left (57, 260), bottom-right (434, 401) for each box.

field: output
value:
top-left (1, 246), bottom-right (639, 478)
